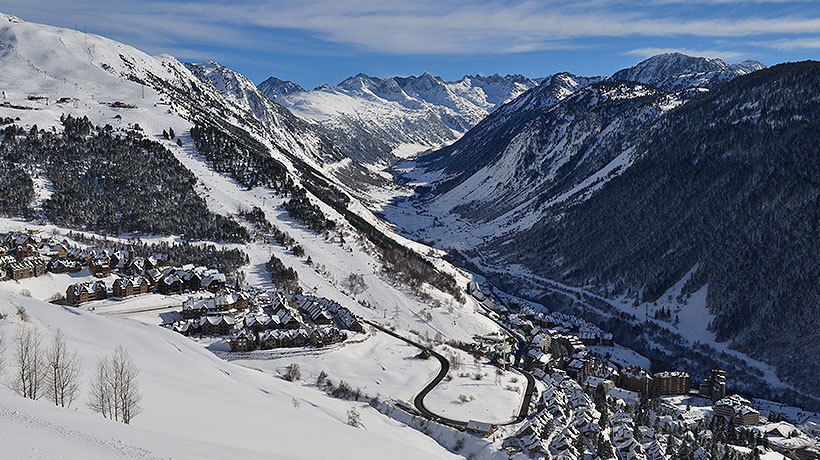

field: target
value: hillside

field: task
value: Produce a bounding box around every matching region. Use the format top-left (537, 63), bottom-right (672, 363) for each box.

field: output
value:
top-left (389, 58), bottom-right (819, 403)
top-left (516, 62), bottom-right (820, 396)
top-left (0, 291), bottom-right (461, 460)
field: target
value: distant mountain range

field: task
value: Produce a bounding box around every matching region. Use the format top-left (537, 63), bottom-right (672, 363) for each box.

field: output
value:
top-left (258, 71), bottom-right (540, 163)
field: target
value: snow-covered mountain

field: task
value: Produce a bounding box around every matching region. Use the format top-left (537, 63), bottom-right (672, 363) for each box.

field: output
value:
top-left (386, 55), bottom-right (820, 405)
top-left (257, 76), bottom-right (305, 99)
top-left (259, 72), bottom-right (540, 163)
top-left (611, 52), bottom-right (766, 91)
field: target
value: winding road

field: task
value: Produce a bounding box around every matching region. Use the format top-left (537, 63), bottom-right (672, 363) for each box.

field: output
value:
top-left (363, 320), bottom-right (535, 430)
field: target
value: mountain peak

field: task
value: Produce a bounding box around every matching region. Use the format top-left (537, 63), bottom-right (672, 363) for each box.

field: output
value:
top-left (611, 52), bottom-right (764, 90)
top-left (257, 76), bottom-right (305, 99)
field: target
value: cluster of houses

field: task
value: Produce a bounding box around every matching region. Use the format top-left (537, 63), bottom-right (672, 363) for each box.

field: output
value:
top-left (467, 281), bottom-right (769, 434)
top-left (0, 231), bottom-right (59, 281)
top-left (166, 291), bottom-right (364, 352)
top-left (0, 231), bottom-right (229, 306)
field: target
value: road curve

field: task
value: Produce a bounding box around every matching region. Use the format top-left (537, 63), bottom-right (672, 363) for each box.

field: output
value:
top-left (363, 319), bottom-right (534, 429)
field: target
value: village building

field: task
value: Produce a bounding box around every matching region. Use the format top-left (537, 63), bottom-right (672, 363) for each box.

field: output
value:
top-left (112, 276), bottom-right (149, 298)
top-left (700, 368), bottom-right (727, 402)
top-left (215, 292), bottom-right (249, 311)
top-left (619, 366), bottom-right (653, 395)
top-left (466, 420), bottom-right (496, 436)
top-left (201, 272), bottom-right (226, 292)
top-left (9, 259), bottom-right (35, 280)
top-left (66, 281), bottom-right (107, 306)
top-left (158, 274), bottom-right (183, 295)
top-left (89, 254), bottom-right (111, 277)
top-left (714, 395), bottom-right (760, 425)
top-left (199, 315), bottom-right (235, 335)
top-left (229, 329), bottom-right (257, 352)
top-left (653, 371), bottom-right (691, 395)
top-left (49, 258), bottom-right (82, 273)
top-left (583, 376), bottom-right (616, 394)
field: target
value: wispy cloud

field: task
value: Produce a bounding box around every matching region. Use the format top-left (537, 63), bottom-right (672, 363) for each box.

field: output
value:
top-left (1, 0), bottom-right (819, 56)
top-left (749, 37), bottom-right (820, 49)
top-left (625, 47), bottom-right (747, 60)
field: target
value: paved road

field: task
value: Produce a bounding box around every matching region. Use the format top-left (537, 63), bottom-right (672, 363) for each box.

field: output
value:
top-left (363, 319), bottom-right (535, 430)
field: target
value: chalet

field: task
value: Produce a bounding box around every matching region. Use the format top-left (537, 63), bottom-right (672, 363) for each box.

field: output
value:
top-left (9, 260), bottom-right (35, 280)
top-left (199, 315), bottom-right (235, 335)
top-left (113, 277), bottom-right (149, 298)
top-left (144, 268), bottom-right (163, 287)
top-left (277, 308), bottom-right (302, 329)
top-left (109, 249), bottom-right (130, 269)
top-left (714, 395), bottom-right (760, 425)
top-left (158, 274), bottom-right (183, 295)
top-left (90, 254), bottom-right (111, 277)
top-left (14, 243), bottom-right (36, 259)
top-left (215, 292), bottom-right (249, 311)
top-left (181, 297), bottom-right (218, 319)
top-left (0, 254), bottom-right (14, 267)
top-left (309, 327), bottom-right (346, 346)
top-left (229, 329), bottom-right (257, 352)
top-left (600, 332), bottom-right (614, 347)
top-left (332, 307), bottom-right (364, 333)
top-left (125, 257), bottom-right (146, 276)
top-left (179, 269), bottom-right (202, 291)
top-left (583, 376), bottom-right (616, 394)
top-left (49, 258), bottom-right (82, 273)
top-left (300, 301), bottom-right (333, 325)
top-left (259, 330), bottom-right (284, 349)
top-left (172, 319), bottom-right (201, 336)
top-left (66, 281), bottom-right (107, 306)
top-left (201, 272), bottom-right (226, 293)
top-left (290, 329), bottom-right (310, 347)
top-left (653, 371), bottom-right (691, 395)
top-left (466, 420), bottom-right (496, 436)
top-left (37, 242), bottom-right (67, 259)
top-left (528, 349), bottom-right (552, 370)
top-left (245, 314), bottom-right (280, 332)
top-left (0, 268), bottom-right (7, 281)
top-left (619, 366), bottom-right (653, 395)
top-left (0, 245), bottom-right (7, 256)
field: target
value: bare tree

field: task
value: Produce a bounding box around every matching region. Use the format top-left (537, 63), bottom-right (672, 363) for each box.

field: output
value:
top-left (88, 346), bottom-right (142, 424)
top-left (111, 346), bottom-right (141, 424)
top-left (46, 330), bottom-right (83, 408)
top-left (9, 326), bottom-right (46, 399)
top-left (88, 356), bottom-right (114, 419)
top-left (0, 330), bottom-right (6, 375)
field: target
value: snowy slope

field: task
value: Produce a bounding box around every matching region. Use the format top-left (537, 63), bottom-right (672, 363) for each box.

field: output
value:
top-left (0, 291), bottom-right (462, 460)
top-left (0, 13), bottom-right (499, 342)
top-left (260, 72), bottom-right (539, 163)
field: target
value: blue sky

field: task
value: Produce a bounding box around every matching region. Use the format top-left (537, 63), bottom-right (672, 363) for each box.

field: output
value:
top-left (1, 0), bottom-right (819, 88)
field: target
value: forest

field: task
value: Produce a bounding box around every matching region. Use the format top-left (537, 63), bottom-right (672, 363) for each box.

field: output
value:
top-left (0, 116), bottom-right (248, 242)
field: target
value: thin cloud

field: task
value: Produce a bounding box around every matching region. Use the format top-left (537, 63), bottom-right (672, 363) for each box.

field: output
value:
top-left (749, 37), bottom-right (820, 49)
top-left (1, 0), bottom-right (819, 56)
top-left (625, 47), bottom-right (747, 61)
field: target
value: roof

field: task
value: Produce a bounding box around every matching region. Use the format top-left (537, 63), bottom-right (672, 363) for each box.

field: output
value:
top-left (467, 420), bottom-right (493, 432)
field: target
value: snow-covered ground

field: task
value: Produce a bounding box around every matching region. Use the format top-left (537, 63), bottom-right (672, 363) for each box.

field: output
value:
top-left (230, 329), bottom-right (439, 404)
top-left (0, 290), bottom-right (463, 460)
top-left (424, 345), bottom-right (524, 424)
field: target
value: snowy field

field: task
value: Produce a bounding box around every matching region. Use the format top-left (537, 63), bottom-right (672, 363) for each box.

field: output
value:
top-left (0, 290), bottom-right (463, 460)
top-left (424, 345), bottom-right (525, 424)
top-left (230, 329), bottom-right (439, 404)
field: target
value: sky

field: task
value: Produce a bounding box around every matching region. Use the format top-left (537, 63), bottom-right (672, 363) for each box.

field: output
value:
top-left (0, 0), bottom-right (818, 89)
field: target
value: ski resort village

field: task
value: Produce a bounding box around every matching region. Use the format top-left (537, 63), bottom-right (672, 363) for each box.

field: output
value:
top-left (0, 8), bottom-right (818, 460)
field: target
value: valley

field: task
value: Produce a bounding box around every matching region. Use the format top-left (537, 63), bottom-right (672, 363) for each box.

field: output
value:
top-left (0, 11), bottom-right (817, 460)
